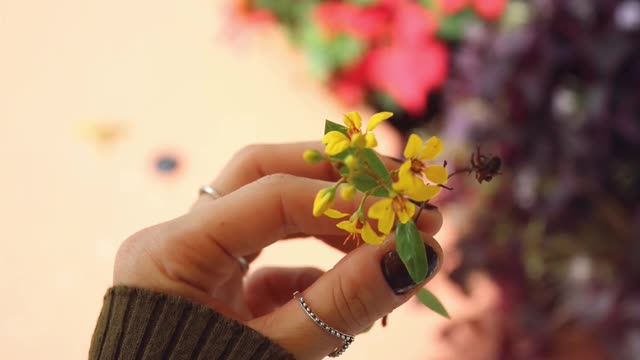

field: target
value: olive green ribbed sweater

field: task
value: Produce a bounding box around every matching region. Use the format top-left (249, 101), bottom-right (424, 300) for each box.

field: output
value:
top-left (89, 287), bottom-right (295, 359)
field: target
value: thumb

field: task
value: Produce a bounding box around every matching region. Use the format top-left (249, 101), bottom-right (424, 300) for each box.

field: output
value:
top-left (247, 234), bottom-right (442, 360)
top-left (245, 266), bottom-right (324, 318)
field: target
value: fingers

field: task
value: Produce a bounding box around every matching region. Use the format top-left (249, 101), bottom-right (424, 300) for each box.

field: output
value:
top-left (248, 234), bottom-right (443, 360)
top-left (244, 267), bottom-right (324, 318)
top-left (204, 143), bottom-right (335, 201)
top-left (187, 174), bottom-right (442, 258)
top-left (195, 142), bottom-right (404, 207)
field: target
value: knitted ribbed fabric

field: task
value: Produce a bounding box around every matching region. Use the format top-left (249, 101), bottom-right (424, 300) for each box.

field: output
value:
top-left (89, 287), bottom-right (295, 360)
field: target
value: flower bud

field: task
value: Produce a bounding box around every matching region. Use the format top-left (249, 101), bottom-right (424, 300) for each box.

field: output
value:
top-left (344, 155), bottom-right (358, 170)
top-left (303, 149), bottom-right (324, 164)
top-left (350, 133), bottom-right (366, 148)
top-left (340, 184), bottom-right (357, 200)
top-left (312, 187), bottom-right (336, 217)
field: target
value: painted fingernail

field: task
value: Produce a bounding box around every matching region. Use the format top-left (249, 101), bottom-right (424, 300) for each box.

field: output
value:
top-left (381, 244), bottom-right (439, 295)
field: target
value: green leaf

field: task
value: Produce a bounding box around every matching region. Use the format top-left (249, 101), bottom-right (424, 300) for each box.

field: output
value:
top-left (255, 0), bottom-right (318, 27)
top-left (438, 9), bottom-right (478, 41)
top-left (300, 22), bottom-right (366, 80)
top-left (417, 288), bottom-right (450, 319)
top-left (395, 220), bottom-right (428, 283)
top-left (418, 0), bottom-right (436, 10)
top-left (351, 173), bottom-right (389, 197)
top-left (361, 149), bottom-right (390, 181)
top-left (370, 91), bottom-right (402, 113)
top-left (346, 0), bottom-right (377, 5)
top-left (331, 34), bottom-right (366, 68)
top-left (324, 120), bottom-right (348, 135)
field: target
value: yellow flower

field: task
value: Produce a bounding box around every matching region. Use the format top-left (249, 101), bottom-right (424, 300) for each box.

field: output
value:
top-left (322, 111), bottom-right (393, 156)
top-left (368, 196), bottom-right (416, 234)
top-left (313, 187), bottom-right (349, 218)
top-left (336, 216), bottom-right (385, 245)
top-left (392, 134), bottom-right (448, 202)
top-left (312, 188), bottom-right (335, 217)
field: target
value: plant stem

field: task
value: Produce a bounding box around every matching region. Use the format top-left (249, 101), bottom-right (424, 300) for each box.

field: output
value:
top-left (448, 167), bottom-right (472, 179)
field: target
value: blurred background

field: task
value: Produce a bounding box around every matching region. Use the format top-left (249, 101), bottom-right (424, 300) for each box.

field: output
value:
top-left (1, 0), bottom-right (639, 359)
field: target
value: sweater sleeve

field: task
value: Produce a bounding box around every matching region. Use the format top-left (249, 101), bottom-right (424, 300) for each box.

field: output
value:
top-left (89, 286), bottom-right (295, 360)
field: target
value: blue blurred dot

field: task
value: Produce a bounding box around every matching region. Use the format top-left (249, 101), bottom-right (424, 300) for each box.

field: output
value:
top-left (156, 155), bottom-right (179, 173)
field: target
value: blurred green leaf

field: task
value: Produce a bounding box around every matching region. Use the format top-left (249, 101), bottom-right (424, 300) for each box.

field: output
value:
top-left (395, 220), bottom-right (428, 283)
top-left (255, 0), bottom-right (318, 27)
top-left (369, 91), bottom-right (402, 113)
top-left (300, 22), bottom-right (366, 80)
top-left (418, 0), bottom-right (436, 10)
top-left (417, 288), bottom-right (450, 319)
top-left (438, 9), bottom-right (478, 41)
top-left (346, 0), bottom-right (377, 5)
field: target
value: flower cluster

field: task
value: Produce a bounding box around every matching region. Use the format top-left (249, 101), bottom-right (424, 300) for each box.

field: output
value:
top-left (306, 111), bottom-right (448, 249)
top-left (236, 0), bottom-right (507, 115)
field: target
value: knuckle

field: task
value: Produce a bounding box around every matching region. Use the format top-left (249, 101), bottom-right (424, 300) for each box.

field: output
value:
top-left (114, 224), bottom-right (166, 283)
top-left (255, 173), bottom-right (296, 188)
top-left (331, 273), bottom-right (375, 333)
top-left (234, 143), bottom-right (267, 166)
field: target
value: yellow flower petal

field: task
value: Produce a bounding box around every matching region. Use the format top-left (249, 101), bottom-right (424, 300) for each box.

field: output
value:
top-left (362, 222), bottom-right (385, 245)
top-left (323, 131), bottom-right (350, 155)
top-left (393, 162), bottom-right (422, 194)
top-left (404, 134), bottom-right (424, 159)
top-left (325, 208), bottom-right (349, 219)
top-left (366, 111), bottom-right (393, 131)
top-left (406, 183), bottom-right (441, 202)
top-left (313, 188), bottom-right (335, 217)
top-left (420, 136), bottom-right (443, 160)
top-left (364, 133), bottom-right (378, 148)
top-left (395, 198), bottom-right (416, 224)
top-left (351, 133), bottom-right (366, 148)
top-left (340, 184), bottom-right (357, 200)
top-left (343, 112), bottom-right (362, 130)
top-left (424, 165), bottom-right (448, 184)
top-left (337, 219), bottom-right (358, 233)
top-left (368, 198), bottom-right (395, 234)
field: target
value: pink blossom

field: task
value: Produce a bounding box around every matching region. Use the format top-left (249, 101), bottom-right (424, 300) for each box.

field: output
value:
top-left (473, 0), bottom-right (506, 20)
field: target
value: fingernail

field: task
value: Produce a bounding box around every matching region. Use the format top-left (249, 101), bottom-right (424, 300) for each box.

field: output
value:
top-left (381, 244), bottom-right (439, 295)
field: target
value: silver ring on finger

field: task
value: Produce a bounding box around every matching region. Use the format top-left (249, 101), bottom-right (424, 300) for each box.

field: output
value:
top-left (293, 291), bottom-right (355, 357)
top-left (199, 185), bottom-right (222, 200)
top-left (198, 185), bottom-right (248, 275)
top-left (236, 255), bottom-right (249, 275)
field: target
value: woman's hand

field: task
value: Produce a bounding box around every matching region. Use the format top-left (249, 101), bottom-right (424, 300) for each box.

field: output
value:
top-left (113, 142), bottom-right (443, 359)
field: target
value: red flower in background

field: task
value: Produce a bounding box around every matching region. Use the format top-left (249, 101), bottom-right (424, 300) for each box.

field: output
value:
top-left (437, 0), bottom-right (470, 15)
top-left (333, 1), bottom-right (447, 114)
top-left (367, 41), bottom-right (448, 114)
top-left (241, 0), bottom-right (506, 116)
top-left (314, 2), bottom-right (390, 41)
top-left (472, 0), bottom-right (506, 20)
top-left (331, 61), bottom-right (368, 106)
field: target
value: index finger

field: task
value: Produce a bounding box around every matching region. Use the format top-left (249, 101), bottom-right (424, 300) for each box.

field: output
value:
top-left (202, 142), bottom-right (404, 200)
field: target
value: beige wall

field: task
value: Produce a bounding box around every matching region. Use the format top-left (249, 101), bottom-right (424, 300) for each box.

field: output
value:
top-left (0, 1), bottom-right (467, 358)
